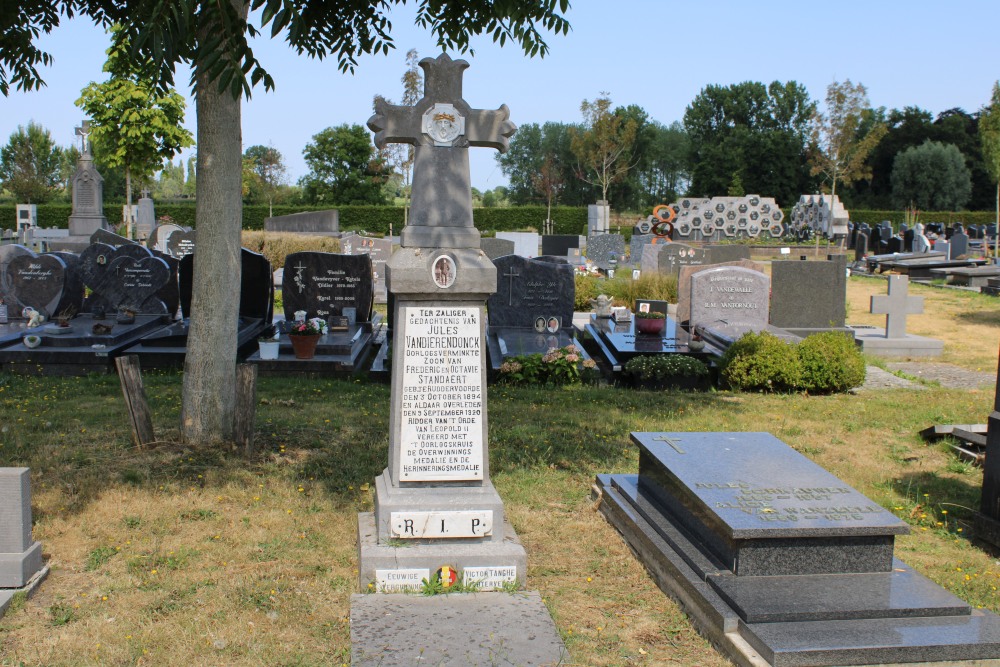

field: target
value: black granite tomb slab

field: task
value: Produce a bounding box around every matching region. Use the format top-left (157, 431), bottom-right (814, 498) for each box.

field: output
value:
top-left (877, 256), bottom-right (988, 279)
top-left (249, 315), bottom-right (382, 377)
top-left (632, 432), bottom-right (908, 576)
top-left (46, 252), bottom-right (85, 317)
top-left (484, 327), bottom-right (589, 372)
top-left (540, 234), bottom-right (580, 257)
top-left (281, 252), bottom-right (374, 323)
top-left (128, 316), bottom-right (268, 367)
top-left (487, 255), bottom-right (575, 329)
top-left (595, 431), bottom-right (1000, 666)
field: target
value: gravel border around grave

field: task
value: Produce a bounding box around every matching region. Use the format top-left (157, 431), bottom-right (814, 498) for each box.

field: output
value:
top-left (855, 365), bottom-right (925, 391)
top-left (884, 362), bottom-right (996, 389)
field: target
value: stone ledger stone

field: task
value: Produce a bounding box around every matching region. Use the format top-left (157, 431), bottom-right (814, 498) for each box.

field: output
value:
top-left (0, 469), bottom-right (44, 588)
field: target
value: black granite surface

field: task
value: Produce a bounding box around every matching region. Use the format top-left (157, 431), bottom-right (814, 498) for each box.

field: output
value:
top-left (487, 255), bottom-right (575, 329)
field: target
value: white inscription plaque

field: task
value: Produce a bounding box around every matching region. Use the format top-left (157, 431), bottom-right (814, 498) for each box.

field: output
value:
top-left (390, 510), bottom-right (493, 539)
top-left (399, 306), bottom-right (484, 481)
top-left (463, 566), bottom-right (517, 590)
top-left (375, 568), bottom-right (429, 592)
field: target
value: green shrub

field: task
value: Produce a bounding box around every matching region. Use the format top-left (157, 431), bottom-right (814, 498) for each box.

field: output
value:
top-left (720, 331), bottom-right (802, 393)
top-left (797, 332), bottom-right (866, 393)
top-left (574, 274), bottom-right (604, 311)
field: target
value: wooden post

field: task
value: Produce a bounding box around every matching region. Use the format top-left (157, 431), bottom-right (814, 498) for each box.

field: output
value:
top-left (235, 363), bottom-right (258, 456)
top-left (115, 355), bottom-right (154, 446)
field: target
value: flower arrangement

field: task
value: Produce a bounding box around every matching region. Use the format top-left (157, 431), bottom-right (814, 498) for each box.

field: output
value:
top-left (624, 354), bottom-right (708, 387)
top-left (634, 309), bottom-right (665, 319)
top-left (498, 345), bottom-right (599, 386)
top-left (286, 317), bottom-right (327, 336)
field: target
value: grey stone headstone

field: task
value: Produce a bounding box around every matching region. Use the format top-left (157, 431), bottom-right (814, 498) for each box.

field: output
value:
top-left (950, 231), bottom-right (969, 258)
top-left (488, 255), bottom-right (575, 329)
top-left (655, 243), bottom-right (707, 277)
top-left (855, 231), bottom-right (869, 261)
top-left (689, 265), bottom-right (770, 331)
top-left (67, 149), bottom-right (109, 236)
top-left (935, 240), bottom-right (951, 261)
top-left (0, 468), bottom-right (44, 587)
top-left (146, 223), bottom-right (186, 255)
top-left (264, 210), bottom-right (339, 234)
top-left (585, 233), bottom-right (625, 270)
top-left (495, 232), bottom-right (538, 258)
top-left (705, 245), bottom-right (751, 265)
top-left (342, 234), bottom-right (392, 303)
top-left (479, 237), bottom-right (515, 260)
top-left (628, 234), bottom-right (654, 265)
top-left (677, 259), bottom-right (764, 324)
top-left (870, 275), bottom-right (923, 339)
top-left (587, 201), bottom-right (609, 235)
top-left (136, 197), bottom-right (156, 239)
top-left (282, 252), bottom-right (374, 323)
top-left (770, 256), bottom-right (847, 329)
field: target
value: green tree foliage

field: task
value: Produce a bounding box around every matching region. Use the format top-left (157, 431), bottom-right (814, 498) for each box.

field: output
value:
top-left (76, 25), bottom-right (193, 231)
top-left (631, 120), bottom-right (689, 207)
top-left (242, 144), bottom-right (286, 211)
top-left (0, 121), bottom-right (63, 202)
top-left (979, 82), bottom-right (1000, 253)
top-left (685, 81), bottom-right (815, 204)
top-left (570, 93), bottom-right (638, 208)
top-left (0, 0), bottom-right (570, 445)
top-left (808, 80), bottom-right (887, 207)
top-left (890, 140), bottom-right (971, 211)
top-left (374, 48), bottom-right (422, 220)
top-left (300, 124), bottom-right (388, 205)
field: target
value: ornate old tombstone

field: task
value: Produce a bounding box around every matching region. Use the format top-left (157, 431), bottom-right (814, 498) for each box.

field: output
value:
top-left (359, 53), bottom-right (528, 593)
top-left (67, 121), bottom-right (110, 237)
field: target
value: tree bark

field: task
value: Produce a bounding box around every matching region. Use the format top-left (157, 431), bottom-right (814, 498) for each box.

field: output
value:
top-left (180, 14), bottom-right (245, 444)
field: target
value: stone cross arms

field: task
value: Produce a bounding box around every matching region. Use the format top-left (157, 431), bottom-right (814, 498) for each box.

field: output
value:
top-left (368, 53), bottom-right (516, 249)
top-left (870, 275), bottom-right (923, 339)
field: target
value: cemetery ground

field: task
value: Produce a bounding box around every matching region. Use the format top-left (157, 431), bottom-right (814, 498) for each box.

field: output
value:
top-left (0, 277), bottom-right (997, 666)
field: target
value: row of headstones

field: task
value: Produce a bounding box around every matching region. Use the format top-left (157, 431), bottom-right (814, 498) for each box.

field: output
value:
top-left (851, 221), bottom-right (971, 260)
top-left (791, 194), bottom-right (849, 238)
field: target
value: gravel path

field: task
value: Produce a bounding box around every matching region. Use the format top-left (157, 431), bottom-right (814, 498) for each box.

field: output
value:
top-left (857, 362), bottom-right (996, 391)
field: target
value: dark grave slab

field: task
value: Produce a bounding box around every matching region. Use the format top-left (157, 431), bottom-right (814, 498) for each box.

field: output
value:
top-left (2, 251), bottom-right (68, 318)
top-left (249, 313), bottom-right (383, 377)
top-left (877, 255), bottom-right (988, 279)
top-left (282, 252), bottom-right (374, 323)
top-left (584, 314), bottom-right (715, 373)
top-left (887, 236), bottom-right (902, 253)
top-left (929, 265), bottom-right (1000, 288)
top-left (769, 256), bottom-right (848, 335)
top-left (46, 251), bottom-right (85, 317)
top-left (487, 255), bottom-right (575, 330)
top-left (0, 313), bottom-right (171, 375)
top-left (479, 237), bottom-right (515, 261)
top-left (628, 234), bottom-right (654, 265)
top-left (650, 243), bottom-right (706, 277)
top-left (90, 228), bottom-right (138, 247)
top-left (540, 234), bottom-right (580, 257)
top-left (585, 233), bottom-right (625, 270)
top-left (595, 431), bottom-right (1000, 666)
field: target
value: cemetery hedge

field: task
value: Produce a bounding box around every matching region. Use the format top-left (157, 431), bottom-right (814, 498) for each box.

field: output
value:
top-left (1, 204), bottom-right (589, 235)
top-left (720, 331), bottom-right (866, 394)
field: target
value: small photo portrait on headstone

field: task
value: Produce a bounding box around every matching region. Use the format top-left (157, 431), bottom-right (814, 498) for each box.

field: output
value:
top-left (639, 302), bottom-right (650, 314)
top-left (534, 316), bottom-right (546, 333)
top-left (432, 255), bottom-right (456, 288)
top-left (546, 316), bottom-right (560, 333)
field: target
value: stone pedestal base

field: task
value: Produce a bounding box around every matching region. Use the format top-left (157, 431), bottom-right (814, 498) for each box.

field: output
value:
top-left (357, 512), bottom-right (527, 592)
top-left (851, 326), bottom-right (944, 357)
top-left (0, 541), bottom-right (43, 588)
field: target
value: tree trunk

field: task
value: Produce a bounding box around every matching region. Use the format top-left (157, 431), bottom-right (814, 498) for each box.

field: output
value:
top-left (125, 166), bottom-right (133, 239)
top-left (180, 14), bottom-right (245, 444)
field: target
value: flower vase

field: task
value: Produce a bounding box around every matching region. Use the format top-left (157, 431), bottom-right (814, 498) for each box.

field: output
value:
top-left (289, 334), bottom-right (320, 360)
top-left (258, 340), bottom-right (280, 360)
top-left (635, 317), bottom-right (665, 335)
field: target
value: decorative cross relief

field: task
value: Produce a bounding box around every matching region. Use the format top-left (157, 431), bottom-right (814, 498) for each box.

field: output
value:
top-left (870, 275), bottom-right (923, 339)
top-left (368, 53), bottom-right (516, 249)
top-left (653, 435), bottom-right (685, 455)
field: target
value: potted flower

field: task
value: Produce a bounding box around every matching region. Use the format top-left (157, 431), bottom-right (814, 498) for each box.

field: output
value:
top-left (258, 333), bottom-right (280, 360)
top-left (634, 309), bottom-right (666, 335)
top-left (286, 317), bottom-right (327, 359)
top-left (623, 354), bottom-right (709, 390)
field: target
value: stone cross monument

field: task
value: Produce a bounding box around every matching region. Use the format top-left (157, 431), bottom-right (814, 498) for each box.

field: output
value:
top-left (358, 53), bottom-right (526, 593)
top-left (68, 119), bottom-right (110, 238)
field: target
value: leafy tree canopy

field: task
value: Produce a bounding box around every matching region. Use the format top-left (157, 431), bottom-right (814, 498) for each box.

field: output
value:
top-left (299, 124), bottom-right (387, 205)
top-left (891, 140), bottom-right (971, 211)
top-left (0, 121), bottom-right (64, 202)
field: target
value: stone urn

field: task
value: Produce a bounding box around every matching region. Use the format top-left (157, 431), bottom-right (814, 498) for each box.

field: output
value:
top-left (289, 334), bottom-right (320, 360)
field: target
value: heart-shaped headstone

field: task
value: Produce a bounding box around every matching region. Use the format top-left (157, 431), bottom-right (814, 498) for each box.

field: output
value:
top-left (4, 252), bottom-right (67, 317)
top-left (100, 256), bottom-right (172, 312)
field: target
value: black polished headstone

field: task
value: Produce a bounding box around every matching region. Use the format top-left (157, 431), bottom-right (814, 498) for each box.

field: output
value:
top-left (488, 255), bottom-right (575, 329)
top-left (887, 236), bottom-right (902, 254)
top-left (3, 251), bottom-right (67, 317)
top-left (281, 252), bottom-right (373, 322)
top-left (80, 243), bottom-right (169, 313)
top-left (540, 235), bottom-right (580, 257)
top-left (903, 228), bottom-right (915, 252)
top-left (855, 231), bottom-right (868, 261)
top-left (47, 251), bottom-right (86, 317)
top-left (178, 248), bottom-right (274, 321)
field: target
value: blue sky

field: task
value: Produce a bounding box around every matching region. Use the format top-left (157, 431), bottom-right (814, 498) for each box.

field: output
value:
top-left (2, 1), bottom-right (998, 193)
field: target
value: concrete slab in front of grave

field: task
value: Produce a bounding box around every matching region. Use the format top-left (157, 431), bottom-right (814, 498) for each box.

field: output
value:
top-left (351, 590), bottom-right (566, 666)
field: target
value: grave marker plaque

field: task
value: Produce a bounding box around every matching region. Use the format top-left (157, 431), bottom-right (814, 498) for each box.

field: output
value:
top-left (689, 266), bottom-right (770, 330)
top-left (282, 252), bottom-right (373, 322)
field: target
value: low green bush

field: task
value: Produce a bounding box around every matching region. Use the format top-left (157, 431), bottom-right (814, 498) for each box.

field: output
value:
top-left (497, 345), bottom-right (598, 386)
top-left (720, 331), bottom-right (802, 393)
top-left (797, 332), bottom-right (866, 393)
top-left (720, 330), bottom-right (865, 394)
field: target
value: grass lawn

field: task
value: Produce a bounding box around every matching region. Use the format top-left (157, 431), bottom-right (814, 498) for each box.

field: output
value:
top-left (0, 276), bottom-right (997, 666)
